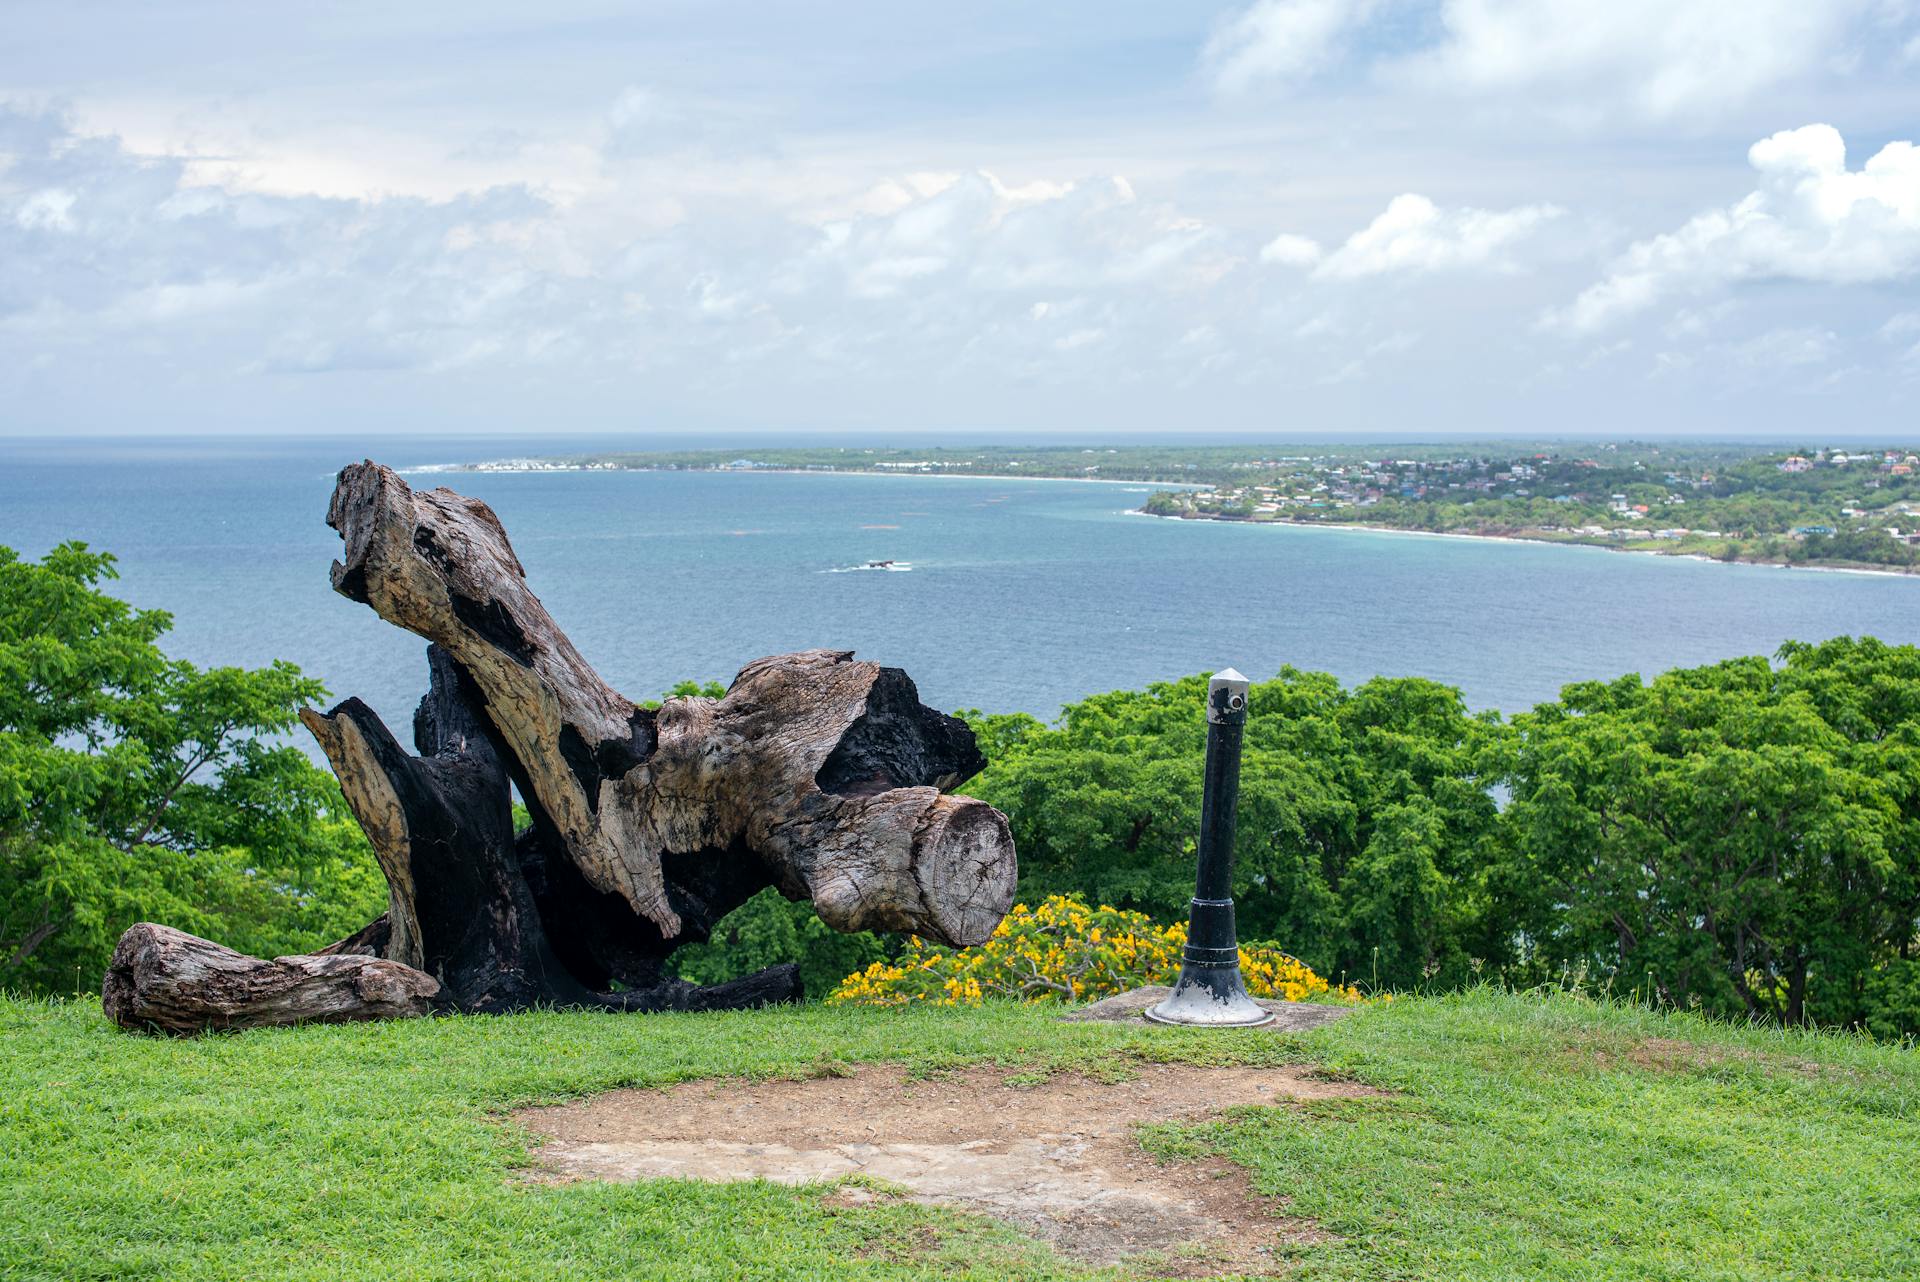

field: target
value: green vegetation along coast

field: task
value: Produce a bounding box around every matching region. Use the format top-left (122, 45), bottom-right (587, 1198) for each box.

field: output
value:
top-left (1139, 443), bottom-right (1920, 573)
top-left (442, 441), bottom-right (1920, 572)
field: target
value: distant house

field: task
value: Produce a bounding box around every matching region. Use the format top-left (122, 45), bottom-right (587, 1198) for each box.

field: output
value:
top-left (1779, 456), bottom-right (1813, 473)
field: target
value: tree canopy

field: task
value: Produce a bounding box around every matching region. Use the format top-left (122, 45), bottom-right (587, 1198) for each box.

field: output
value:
top-left (959, 641), bottom-right (1920, 1034)
top-left (0, 543), bottom-right (382, 993)
top-left (1500, 637), bottom-right (1920, 1028)
top-left (960, 669), bottom-right (1508, 993)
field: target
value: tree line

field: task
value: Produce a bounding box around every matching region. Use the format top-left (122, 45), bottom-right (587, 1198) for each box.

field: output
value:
top-left (963, 640), bottom-right (1920, 1036)
top-left (5, 541), bottom-right (1916, 1038)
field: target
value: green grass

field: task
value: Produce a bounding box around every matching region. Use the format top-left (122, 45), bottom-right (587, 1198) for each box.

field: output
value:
top-left (2, 990), bottom-right (1915, 1281)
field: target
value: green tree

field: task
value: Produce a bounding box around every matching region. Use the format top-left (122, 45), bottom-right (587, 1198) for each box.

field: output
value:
top-left (959, 668), bottom-right (1508, 991)
top-left (0, 543), bottom-right (382, 993)
top-left (1499, 639), bottom-right (1920, 1027)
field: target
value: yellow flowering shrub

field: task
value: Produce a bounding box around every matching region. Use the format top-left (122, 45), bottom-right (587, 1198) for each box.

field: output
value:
top-left (826, 895), bottom-right (1360, 1007)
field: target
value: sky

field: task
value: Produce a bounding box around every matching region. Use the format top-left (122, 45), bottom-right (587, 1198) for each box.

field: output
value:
top-left (3, 1), bottom-right (1919, 438)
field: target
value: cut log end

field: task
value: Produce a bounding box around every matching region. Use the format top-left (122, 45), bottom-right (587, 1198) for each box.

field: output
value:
top-left (911, 797), bottom-right (1019, 947)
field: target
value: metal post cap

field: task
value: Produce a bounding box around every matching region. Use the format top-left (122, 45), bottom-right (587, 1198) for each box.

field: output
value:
top-left (1208, 667), bottom-right (1250, 722)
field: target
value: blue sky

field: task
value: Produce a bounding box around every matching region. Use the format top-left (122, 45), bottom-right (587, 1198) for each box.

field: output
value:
top-left (4, 1), bottom-right (1919, 436)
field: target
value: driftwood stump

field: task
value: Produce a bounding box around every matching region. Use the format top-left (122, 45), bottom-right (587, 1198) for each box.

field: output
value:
top-left (103, 923), bottom-right (441, 1034)
top-left (105, 462), bottom-right (1017, 1032)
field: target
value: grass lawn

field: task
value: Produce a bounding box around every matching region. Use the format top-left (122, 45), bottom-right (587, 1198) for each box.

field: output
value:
top-left (2, 988), bottom-right (1915, 1281)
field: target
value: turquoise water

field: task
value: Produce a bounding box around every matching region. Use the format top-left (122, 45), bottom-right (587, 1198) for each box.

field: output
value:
top-left (5, 435), bottom-right (1919, 735)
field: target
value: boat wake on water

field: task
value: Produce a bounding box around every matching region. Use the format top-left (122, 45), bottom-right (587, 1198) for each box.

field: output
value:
top-left (826, 559), bottom-right (914, 573)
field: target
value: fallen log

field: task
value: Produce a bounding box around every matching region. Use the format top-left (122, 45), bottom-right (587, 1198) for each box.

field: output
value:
top-left (102, 923), bottom-right (441, 1034)
top-left (104, 461), bottom-right (1015, 1031)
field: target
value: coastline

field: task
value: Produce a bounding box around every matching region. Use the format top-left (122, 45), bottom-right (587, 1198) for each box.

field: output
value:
top-left (1132, 510), bottom-right (1920, 579)
top-left (405, 457), bottom-right (1918, 580)
top-left (406, 462), bottom-right (1206, 490)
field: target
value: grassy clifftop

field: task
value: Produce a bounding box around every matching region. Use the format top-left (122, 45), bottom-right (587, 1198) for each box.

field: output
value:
top-left (3, 989), bottom-right (1915, 1281)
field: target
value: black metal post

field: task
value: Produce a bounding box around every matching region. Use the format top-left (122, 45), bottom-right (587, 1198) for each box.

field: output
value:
top-left (1145, 667), bottom-right (1273, 1027)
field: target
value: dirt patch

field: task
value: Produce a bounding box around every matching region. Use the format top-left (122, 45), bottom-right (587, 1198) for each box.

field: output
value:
top-left (1628, 1036), bottom-right (1732, 1072)
top-left (1618, 1037), bottom-right (1869, 1083)
top-left (1561, 1034), bottom-right (1865, 1084)
top-left (515, 1061), bottom-right (1378, 1276)
top-left (1562, 1034), bottom-right (1729, 1075)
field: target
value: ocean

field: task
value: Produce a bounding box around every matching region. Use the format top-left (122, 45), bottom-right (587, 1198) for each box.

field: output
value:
top-left (5, 435), bottom-right (1919, 738)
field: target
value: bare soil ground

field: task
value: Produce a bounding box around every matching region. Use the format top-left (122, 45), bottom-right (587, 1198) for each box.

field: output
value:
top-left (514, 1059), bottom-right (1379, 1277)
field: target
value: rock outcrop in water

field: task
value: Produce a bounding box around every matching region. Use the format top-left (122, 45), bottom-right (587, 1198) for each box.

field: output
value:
top-left (102, 461), bottom-right (1016, 1033)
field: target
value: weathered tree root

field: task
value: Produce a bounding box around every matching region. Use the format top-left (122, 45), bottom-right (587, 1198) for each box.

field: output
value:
top-left (104, 462), bottom-right (1015, 1032)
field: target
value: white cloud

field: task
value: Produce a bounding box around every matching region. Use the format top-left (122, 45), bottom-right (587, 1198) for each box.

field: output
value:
top-left (5, 76), bottom-right (1916, 434)
top-left (792, 171), bottom-right (1220, 302)
top-left (15, 188), bottom-right (75, 231)
top-left (1552, 124), bottom-right (1920, 332)
top-left (1315, 193), bottom-right (1563, 278)
top-left (0, 106), bottom-right (1256, 410)
top-left (1205, 0), bottom-right (1378, 93)
top-left (1263, 193), bottom-right (1563, 278)
top-left (1259, 232), bottom-right (1323, 266)
top-left (1408, 0), bottom-right (1880, 120)
top-left (1209, 0), bottom-right (1909, 119)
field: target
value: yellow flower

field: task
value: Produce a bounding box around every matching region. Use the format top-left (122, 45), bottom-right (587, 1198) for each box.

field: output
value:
top-left (825, 895), bottom-right (1349, 1008)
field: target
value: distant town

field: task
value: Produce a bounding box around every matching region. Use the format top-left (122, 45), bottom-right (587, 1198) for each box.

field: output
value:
top-left (1141, 444), bottom-right (1920, 571)
top-left (441, 441), bottom-right (1920, 572)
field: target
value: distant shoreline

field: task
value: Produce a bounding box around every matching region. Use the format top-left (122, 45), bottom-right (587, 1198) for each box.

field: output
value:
top-left (404, 457), bottom-right (1919, 579)
top-left (1133, 509), bottom-right (1920, 578)
top-left (404, 462), bottom-right (1204, 490)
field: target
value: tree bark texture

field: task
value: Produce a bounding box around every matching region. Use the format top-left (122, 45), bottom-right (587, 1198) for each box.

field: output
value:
top-left (105, 461), bottom-right (1015, 1031)
top-left (102, 922), bottom-right (441, 1034)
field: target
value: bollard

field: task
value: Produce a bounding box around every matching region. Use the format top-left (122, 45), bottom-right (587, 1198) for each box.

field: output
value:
top-left (1144, 668), bottom-right (1274, 1028)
